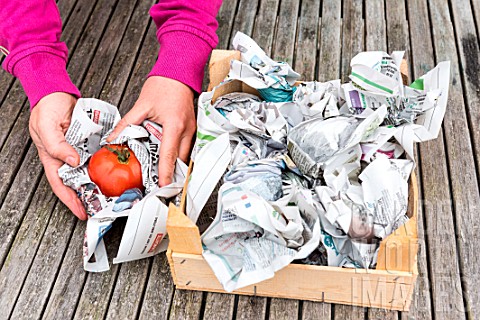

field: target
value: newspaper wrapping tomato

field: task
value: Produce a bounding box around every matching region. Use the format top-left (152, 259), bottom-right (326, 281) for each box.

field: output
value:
top-left (88, 145), bottom-right (144, 197)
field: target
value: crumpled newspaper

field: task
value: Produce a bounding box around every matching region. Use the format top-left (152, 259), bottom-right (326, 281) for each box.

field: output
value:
top-left (343, 50), bottom-right (451, 159)
top-left (58, 98), bottom-right (187, 272)
top-left (229, 32), bottom-right (300, 102)
top-left (202, 183), bottom-right (320, 291)
top-left (186, 32), bottom-right (450, 292)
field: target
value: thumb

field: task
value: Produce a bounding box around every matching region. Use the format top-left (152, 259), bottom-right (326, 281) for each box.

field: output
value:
top-left (107, 106), bottom-right (146, 142)
top-left (41, 129), bottom-right (80, 167)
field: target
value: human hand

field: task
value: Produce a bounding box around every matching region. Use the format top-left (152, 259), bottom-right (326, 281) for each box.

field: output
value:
top-left (107, 76), bottom-right (196, 186)
top-left (29, 92), bottom-right (87, 220)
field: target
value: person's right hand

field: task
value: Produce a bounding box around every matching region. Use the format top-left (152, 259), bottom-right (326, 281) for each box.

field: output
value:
top-left (29, 92), bottom-right (87, 220)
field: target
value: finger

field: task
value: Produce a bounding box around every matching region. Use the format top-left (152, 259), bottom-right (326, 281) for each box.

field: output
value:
top-left (40, 128), bottom-right (80, 167)
top-left (106, 106), bottom-right (146, 142)
top-left (41, 153), bottom-right (88, 220)
top-left (158, 125), bottom-right (182, 186)
top-left (178, 133), bottom-right (193, 163)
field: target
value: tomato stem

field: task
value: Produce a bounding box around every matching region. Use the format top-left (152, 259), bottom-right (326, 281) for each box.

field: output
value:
top-left (106, 145), bottom-right (130, 164)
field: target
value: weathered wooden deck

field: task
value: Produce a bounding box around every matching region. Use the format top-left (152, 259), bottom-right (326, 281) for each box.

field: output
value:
top-left (0, 0), bottom-right (479, 319)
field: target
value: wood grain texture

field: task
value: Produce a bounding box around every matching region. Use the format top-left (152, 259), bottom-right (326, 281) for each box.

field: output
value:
top-left (401, 1), bottom-right (435, 319)
top-left (216, 0), bottom-right (240, 50)
top-left (340, 0), bottom-right (364, 83)
top-left (365, 0), bottom-right (386, 52)
top-left (73, 227), bottom-right (123, 320)
top-left (230, 0), bottom-right (260, 45)
top-left (0, 147), bottom-right (42, 266)
top-left (168, 289), bottom-right (204, 320)
top-left (449, 0), bottom-right (480, 179)
top-left (333, 305), bottom-right (366, 320)
top-left (138, 254), bottom-right (175, 320)
top-left (105, 259), bottom-right (151, 320)
top-left (269, 298), bottom-right (299, 319)
top-left (428, 0), bottom-right (480, 318)
top-left (236, 296), bottom-right (267, 320)
top-left (42, 223), bottom-right (87, 320)
top-left (252, 0), bottom-right (280, 56)
top-left (0, 176), bottom-right (58, 319)
top-left (301, 301), bottom-right (331, 320)
top-left (294, 0), bottom-right (320, 80)
top-left (272, 0), bottom-right (300, 66)
top-left (9, 203), bottom-right (77, 320)
top-left (317, 0), bottom-right (341, 81)
top-left (203, 293), bottom-right (236, 320)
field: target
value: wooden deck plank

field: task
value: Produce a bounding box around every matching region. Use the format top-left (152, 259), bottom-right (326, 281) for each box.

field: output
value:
top-left (105, 259), bottom-right (151, 320)
top-left (0, 84), bottom-right (27, 150)
top-left (401, 1), bottom-right (435, 319)
top-left (73, 228), bottom-right (123, 320)
top-left (138, 255), bottom-right (175, 320)
top-left (216, 0), bottom-right (240, 50)
top-left (449, 0), bottom-right (480, 180)
top-left (365, 0), bottom-right (386, 52)
top-left (269, 299), bottom-right (299, 319)
top-left (80, 0), bottom-right (142, 98)
top-left (0, 176), bottom-right (58, 318)
top-left (385, 0), bottom-right (410, 58)
top-left (0, 147), bottom-right (42, 266)
top-left (9, 203), bottom-right (77, 320)
top-left (168, 290), bottom-right (204, 320)
top-left (301, 301), bottom-right (331, 320)
top-left (230, 0), bottom-right (260, 47)
top-left (392, 0), bottom-right (434, 320)
top-left (236, 296), bottom-right (267, 320)
top-left (317, 0), bottom-right (341, 81)
top-left (428, 0), bottom-right (480, 318)
top-left (203, 293), bottom-right (236, 320)
top-left (294, 0), bottom-right (320, 80)
top-left (333, 305), bottom-right (366, 320)
top-left (272, 0), bottom-right (299, 66)
top-left (42, 223), bottom-right (86, 319)
top-left (340, 0), bottom-right (364, 83)
top-left (252, 0), bottom-right (280, 56)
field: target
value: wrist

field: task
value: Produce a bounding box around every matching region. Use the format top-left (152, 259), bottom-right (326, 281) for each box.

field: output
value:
top-left (5, 50), bottom-right (81, 109)
top-left (148, 31), bottom-right (213, 94)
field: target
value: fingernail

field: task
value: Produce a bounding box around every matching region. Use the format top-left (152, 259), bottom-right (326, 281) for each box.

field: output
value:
top-left (66, 156), bottom-right (77, 167)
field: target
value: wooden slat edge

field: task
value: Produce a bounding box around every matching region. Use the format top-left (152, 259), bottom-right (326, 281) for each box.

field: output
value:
top-left (167, 203), bottom-right (202, 255)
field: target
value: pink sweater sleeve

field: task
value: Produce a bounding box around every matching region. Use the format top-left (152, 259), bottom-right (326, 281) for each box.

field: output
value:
top-left (0, 1), bottom-right (81, 109)
top-left (149, 0), bottom-right (223, 93)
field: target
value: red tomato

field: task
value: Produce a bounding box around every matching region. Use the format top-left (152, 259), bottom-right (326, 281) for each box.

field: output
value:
top-left (88, 145), bottom-right (144, 197)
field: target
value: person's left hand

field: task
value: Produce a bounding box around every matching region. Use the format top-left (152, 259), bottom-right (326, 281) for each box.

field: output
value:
top-left (107, 76), bottom-right (196, 186)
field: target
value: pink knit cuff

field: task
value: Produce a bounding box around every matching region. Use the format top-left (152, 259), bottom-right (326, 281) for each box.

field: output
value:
top-left (4, 49), bottom-right (81, 109)
top-left (149, 30), bottom-right (213, 93)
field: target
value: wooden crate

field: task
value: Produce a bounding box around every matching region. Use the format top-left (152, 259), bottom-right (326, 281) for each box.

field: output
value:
top-left (166, 50), bottom-right (419, 311)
